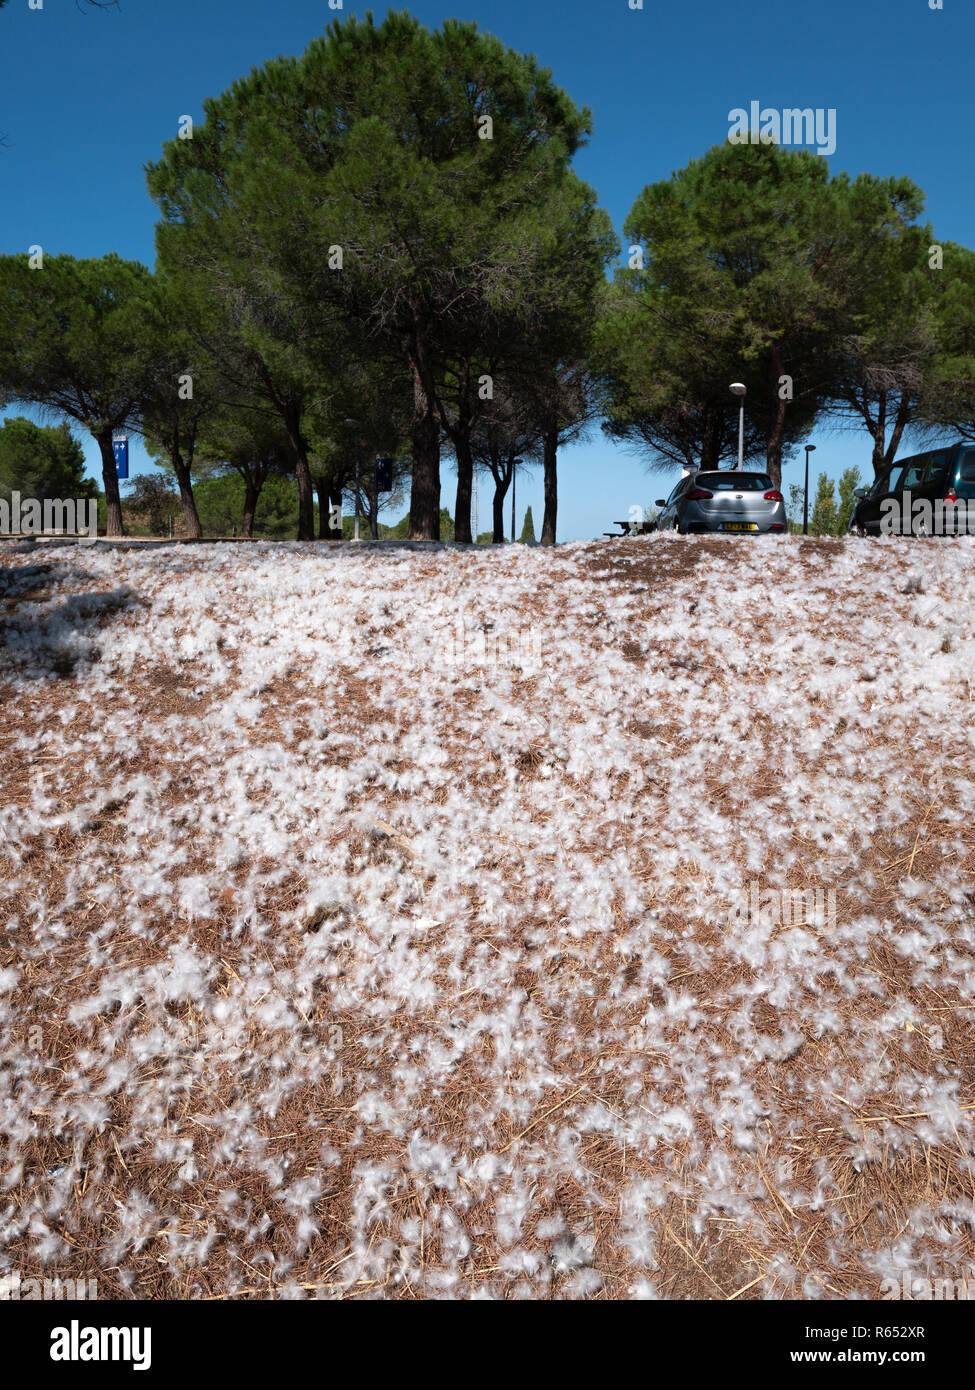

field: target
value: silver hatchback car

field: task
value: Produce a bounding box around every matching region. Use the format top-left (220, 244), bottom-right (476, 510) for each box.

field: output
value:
top-left (654, 471), bottom-right (787, 534)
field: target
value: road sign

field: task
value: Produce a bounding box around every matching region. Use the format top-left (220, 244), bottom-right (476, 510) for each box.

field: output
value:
top-left (376, 456), bottom-right (394, 492)
top-left (113, 437), bottom-right (129, 480)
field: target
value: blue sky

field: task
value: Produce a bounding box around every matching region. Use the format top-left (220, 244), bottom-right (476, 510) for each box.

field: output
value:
top-left (1, 0), bottom-right (972, 539)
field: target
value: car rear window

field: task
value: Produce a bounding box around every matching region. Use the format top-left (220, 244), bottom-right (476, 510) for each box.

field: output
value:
top-left (960, 452), bottom-right (975, 483)
top-left (695, 473), bottom-right (773, 491)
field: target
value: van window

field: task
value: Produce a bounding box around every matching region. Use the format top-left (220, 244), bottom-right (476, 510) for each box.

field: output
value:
top-left (960, 451), bottom-right (975, 483)
top-left (896, 457), bottom-right (928, 489)
top-left (924, 453), bottom-right (949, 486)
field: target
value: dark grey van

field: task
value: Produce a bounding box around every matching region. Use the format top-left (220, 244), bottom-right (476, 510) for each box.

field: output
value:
top-left (849, 442), bottom-right (975, 535)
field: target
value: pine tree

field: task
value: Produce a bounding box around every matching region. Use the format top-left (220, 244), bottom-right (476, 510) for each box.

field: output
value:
top-left (0, 419), bottom-right (95, 503)
top-left (836, 466), bottom-right (862, 535)
top-left (786, 482), bottom-right (806, 533)
top-left (809, 473), bottom-right (838, 536)
top-left (147, 14), bottom-right (595, 541)
top-left (0, 253), bottom-right (157, 536)
top-left (519, 506), bottom-right (536, 543)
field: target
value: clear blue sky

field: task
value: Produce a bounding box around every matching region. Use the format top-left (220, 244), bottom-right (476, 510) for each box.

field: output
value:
top-left (2, 0), bottom-right (972, 539)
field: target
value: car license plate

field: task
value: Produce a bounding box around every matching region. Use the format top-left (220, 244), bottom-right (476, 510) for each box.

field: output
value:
top-left (724, 522), bottom-right (757, 531)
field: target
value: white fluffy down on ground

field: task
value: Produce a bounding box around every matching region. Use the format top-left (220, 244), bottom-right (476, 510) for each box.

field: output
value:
top-left (0, 533), bottom-right (974, 1299)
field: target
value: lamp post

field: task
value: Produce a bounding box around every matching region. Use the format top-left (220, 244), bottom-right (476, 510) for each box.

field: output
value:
top-left (730, 383), bottom-right (746, 470)
top-left (511, 457), bottom-right (522, 542)
top-left (803, 444), bottom-right (817, 535)
top-left (345, 418), bottom-right (361, 541)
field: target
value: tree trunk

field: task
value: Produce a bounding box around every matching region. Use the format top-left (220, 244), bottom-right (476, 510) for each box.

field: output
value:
top-left (242, 481), bottom-right (259, 538)
top-left (96, 430), bottom-right (125, 538)
top-left (408, 337), bottom-right (440, 541)
top-left (442, 365), bottom-right (475, 544)
top-left (282, 405), bottom-right (314, 540)
top-left (765, 432), bottom-right (785, 490)
top-left (328, 484), bottom-right (344, 541)
top-left (700, 405), bottom-right (724, 471)
top-left (765, 351), bottom-right (788, 488)
top-left (315, 478), bottom-right (329, 539)
top-left (233, 461), bottom-right (267, 538)
top-left (172, 442), bottom-right (202, 540)
top-left (871, 391), bottom-right (888, 480)
top-left (294, 443), bottom-right (315, 540)
top-left (453, 432), bottom-right (475, 545)
top-left (884, 396), bottom-right (912, 473)
top-left (541, 427), bottom-right (558, 545)
top-left (492, 479), bottom-right (507, 544)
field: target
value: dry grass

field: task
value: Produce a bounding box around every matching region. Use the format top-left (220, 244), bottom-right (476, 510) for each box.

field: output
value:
top-left (1, 536), bottom-right (973, 1300)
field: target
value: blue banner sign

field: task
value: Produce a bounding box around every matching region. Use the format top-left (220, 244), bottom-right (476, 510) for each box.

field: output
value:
top-left (113, 437), bottom-right (129, 480)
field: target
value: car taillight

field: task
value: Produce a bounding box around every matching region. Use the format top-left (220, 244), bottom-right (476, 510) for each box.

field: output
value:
top-left (686, 487), bottom-right (713, 500)
top-left (763, 490), bottom-right (784, 502)
top-left (944, 487), bottom-right (958, 504)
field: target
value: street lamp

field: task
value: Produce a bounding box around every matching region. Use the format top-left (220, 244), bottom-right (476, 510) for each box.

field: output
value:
top-left (345, 418), bottom-right (361, 541)
top-left (803, 444), bottom-right (817, 535)
top-left (730, 383), bottom-right (746, 470)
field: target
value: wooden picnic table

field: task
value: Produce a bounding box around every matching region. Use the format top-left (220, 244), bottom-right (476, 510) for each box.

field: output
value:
top-left (603, 520), bottom-right (654, 537)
